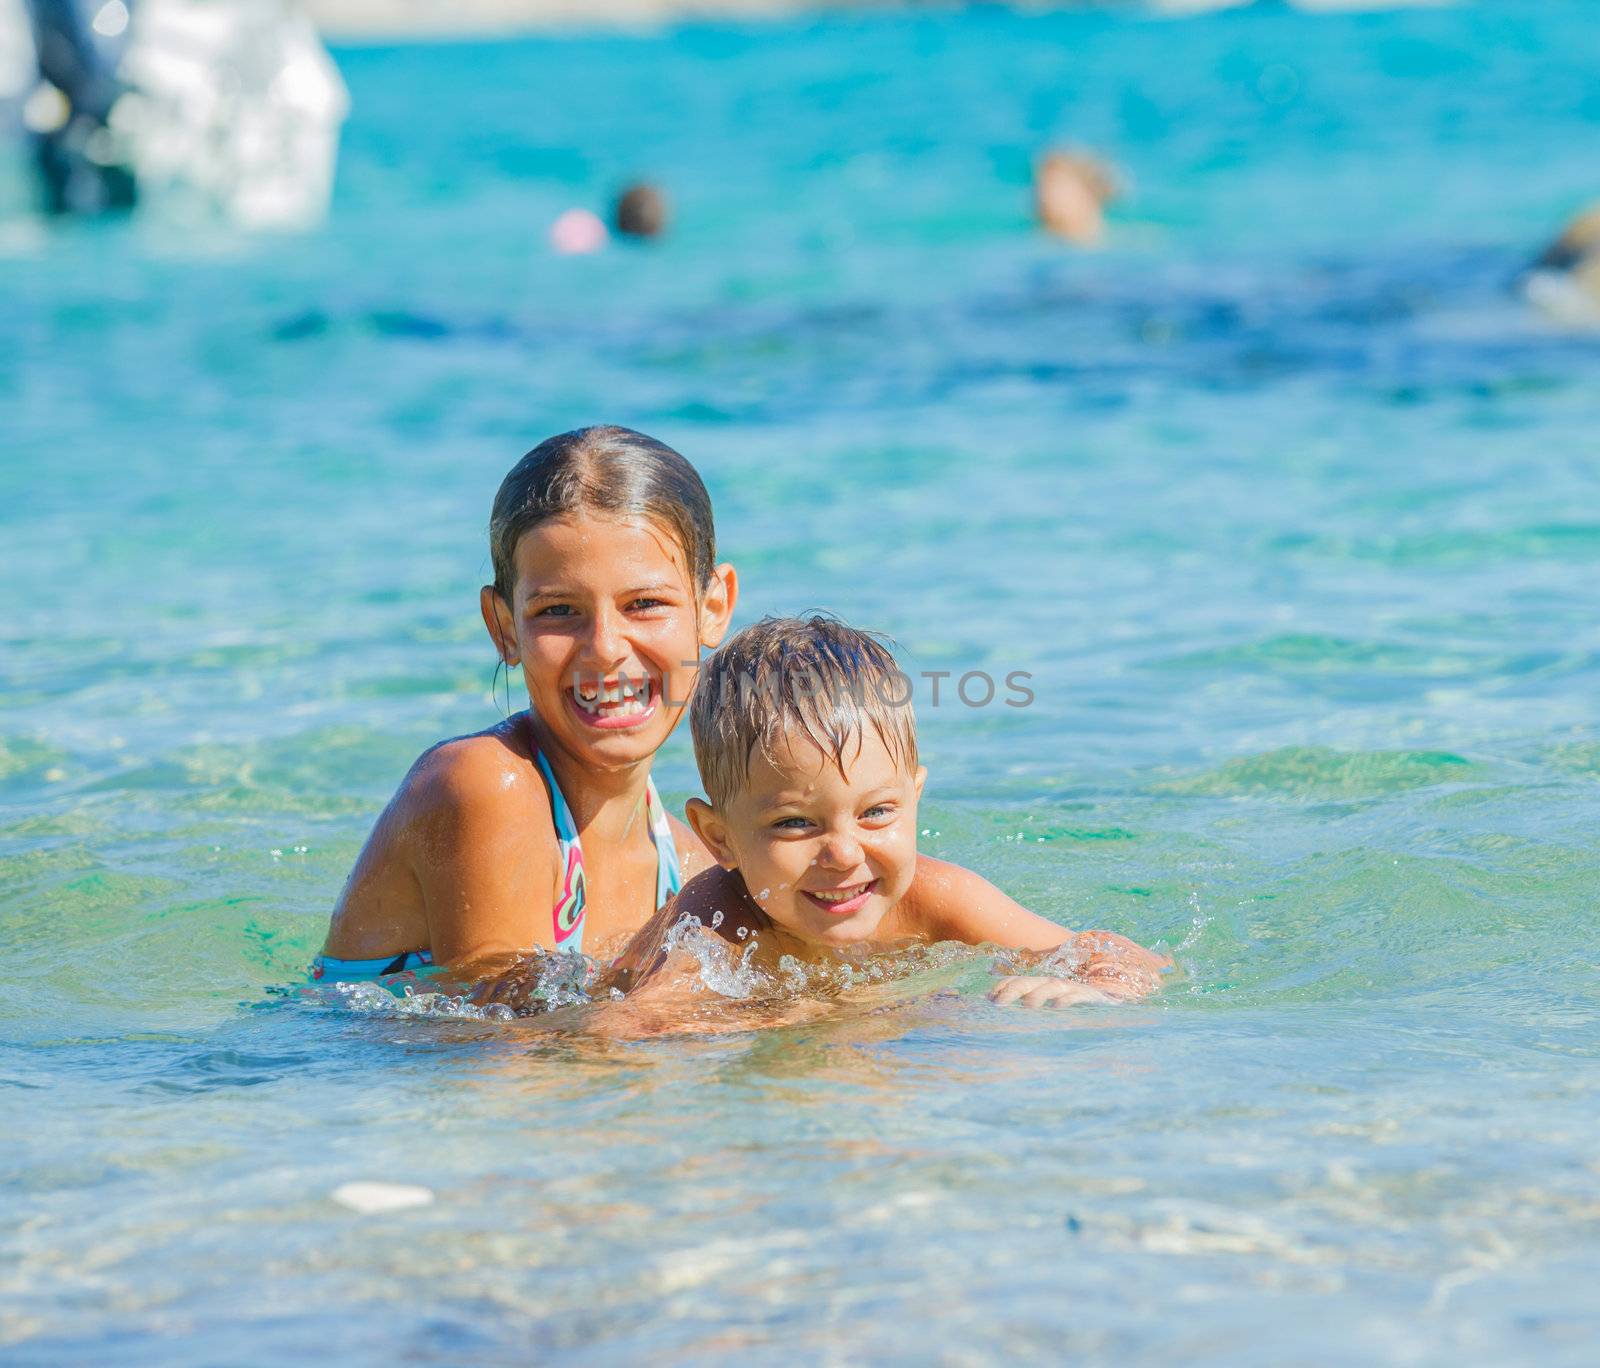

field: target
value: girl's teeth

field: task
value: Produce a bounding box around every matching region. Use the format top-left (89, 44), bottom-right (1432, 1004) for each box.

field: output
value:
top-left (573, 680), bottom-right (650, 715)
top-left (812, 883), bottom-right (867, 903)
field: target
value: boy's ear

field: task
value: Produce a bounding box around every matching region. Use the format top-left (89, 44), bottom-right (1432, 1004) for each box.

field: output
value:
top-left (480, 585), bottom-right (517, 666)
top-left (913, 765), bottom-right (928, 801)
top-left (698, 562), bottom-right (738, 650)
top-left (686, 797), bottom-right (738, 869)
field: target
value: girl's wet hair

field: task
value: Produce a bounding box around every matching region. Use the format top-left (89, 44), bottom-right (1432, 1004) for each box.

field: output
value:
top-left (489, 425), bottom-right (716, 602)
top-left (692, 615), bottom-right (919, 810)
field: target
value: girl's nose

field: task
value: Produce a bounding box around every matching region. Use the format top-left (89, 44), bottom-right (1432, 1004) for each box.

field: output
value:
top-left (580, 606), bottom-right (627, 669)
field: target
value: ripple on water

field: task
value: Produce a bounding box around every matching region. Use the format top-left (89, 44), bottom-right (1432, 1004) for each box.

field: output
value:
top-left (1155, 746), bottom-right (1480, 799)
top-left (1156, 633), bottom-right (1489, 678)
top-left (143, 1047), bottom-right (320, 1095)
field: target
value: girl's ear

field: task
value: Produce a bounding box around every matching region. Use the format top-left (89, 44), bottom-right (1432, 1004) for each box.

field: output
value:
top-left (480, 585), bottom-right (518, 666)
top-left (686, 797), bottom-right (738, 869)
top-left (698, 562), bottom-right (739, 650)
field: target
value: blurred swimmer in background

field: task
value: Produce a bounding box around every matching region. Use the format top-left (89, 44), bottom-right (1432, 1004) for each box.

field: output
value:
top-left (1523, 204), bottom-right (1600, 326)
top-left (1033, 147), bottom-right (1119, 247)
top-left (613, 180), bottom-right (668, 240)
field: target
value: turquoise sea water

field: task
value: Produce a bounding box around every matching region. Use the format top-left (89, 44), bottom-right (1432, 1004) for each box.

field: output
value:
top-left (5, 1), bottom-right (1600, 1360)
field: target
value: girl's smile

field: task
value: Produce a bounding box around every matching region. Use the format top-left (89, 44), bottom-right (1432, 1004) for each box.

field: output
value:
top-left (566, 673), bottom-right (661, 730)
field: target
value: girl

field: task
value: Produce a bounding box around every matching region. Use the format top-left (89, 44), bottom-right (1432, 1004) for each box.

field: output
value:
top-left (313, 426), bottom-right (738, 985)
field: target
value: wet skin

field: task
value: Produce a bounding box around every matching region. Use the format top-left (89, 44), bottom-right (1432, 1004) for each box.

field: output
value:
top-left (604, 728), bottom-right (1173, 1008)
top-left (321, 513), bottom-right (737, 971)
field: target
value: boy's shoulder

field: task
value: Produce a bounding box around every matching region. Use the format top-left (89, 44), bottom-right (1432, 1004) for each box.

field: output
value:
top-left (896, 855), bottom-right (993, 939)
top-left (675, 864), bottom-right (766, 940)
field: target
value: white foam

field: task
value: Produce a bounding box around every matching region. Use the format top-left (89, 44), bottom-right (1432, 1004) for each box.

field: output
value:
top-left (331, 1181), bottom-right (434, 1215)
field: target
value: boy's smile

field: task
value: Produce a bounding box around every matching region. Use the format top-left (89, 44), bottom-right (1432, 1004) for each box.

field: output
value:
top-left (688, 728), bottom-right (927, 948)
top-left (800, 880), bottom-right (878, 916)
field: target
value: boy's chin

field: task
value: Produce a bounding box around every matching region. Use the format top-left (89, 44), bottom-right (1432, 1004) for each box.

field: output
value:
top-left (790, 911), bottom-right (887, 948)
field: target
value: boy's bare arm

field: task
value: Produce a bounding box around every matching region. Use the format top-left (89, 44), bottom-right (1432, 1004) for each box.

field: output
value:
top-left (904, 855), bottom-right (1172, 999)
top-left (904, 855), bottom-right (1073, 949)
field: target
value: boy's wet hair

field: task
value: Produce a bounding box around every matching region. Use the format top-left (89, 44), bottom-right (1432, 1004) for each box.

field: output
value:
top-left (490, 425), bottom-right (715, 603)
top-left (692, 615), bottom-right (918, 809)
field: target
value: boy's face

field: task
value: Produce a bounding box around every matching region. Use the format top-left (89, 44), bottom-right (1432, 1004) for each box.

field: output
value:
top-left (689, 726), bottom-right (926, 947)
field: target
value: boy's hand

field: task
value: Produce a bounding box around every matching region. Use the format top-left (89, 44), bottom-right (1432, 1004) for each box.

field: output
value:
top-left (989, 975), bottom-right (1115, 1009)
top-left (1066, 931), bottom-right (1171, 999)
top-left (1071, 930), bottom-right (1171, 977)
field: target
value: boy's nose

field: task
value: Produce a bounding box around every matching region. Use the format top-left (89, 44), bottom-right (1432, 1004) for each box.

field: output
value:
top-left (817, 831), bottom-right (865, 871)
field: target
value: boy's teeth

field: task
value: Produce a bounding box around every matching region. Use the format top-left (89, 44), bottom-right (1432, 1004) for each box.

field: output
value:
top-left (811, 883), bottom-right (868, 903)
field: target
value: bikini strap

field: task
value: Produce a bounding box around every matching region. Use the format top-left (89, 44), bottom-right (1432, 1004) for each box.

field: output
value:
top-left (531, 750), bottom-right (680, 956)
top-left (645, 777), bottom-right (683, 908)
top-left (533, 747), bottom-right (588, 953)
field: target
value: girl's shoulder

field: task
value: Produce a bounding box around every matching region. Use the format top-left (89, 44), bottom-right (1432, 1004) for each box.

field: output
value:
top-left (397, 715), bottom-right (554, 835)
top-left (666, 812), bottom-right (719, 881)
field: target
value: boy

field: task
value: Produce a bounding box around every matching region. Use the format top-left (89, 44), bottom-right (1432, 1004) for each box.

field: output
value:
top-left (608, 616), bottom-right (1170, 1008)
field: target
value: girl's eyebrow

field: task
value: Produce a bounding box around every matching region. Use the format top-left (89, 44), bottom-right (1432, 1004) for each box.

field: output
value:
top-left (525, 581), bottom-right (680, 599)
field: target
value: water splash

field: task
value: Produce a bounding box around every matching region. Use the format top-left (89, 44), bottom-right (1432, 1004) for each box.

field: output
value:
top-left (306, 980), bottom-right (518, 1021)
top-left (657, 913), bottom-right (766, 1000)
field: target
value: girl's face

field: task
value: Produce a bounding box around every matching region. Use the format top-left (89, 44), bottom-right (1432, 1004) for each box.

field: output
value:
top-left (481, 513), bottom-right (735, 772)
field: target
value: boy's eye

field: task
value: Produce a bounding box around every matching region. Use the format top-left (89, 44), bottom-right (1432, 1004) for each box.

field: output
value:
top-left (862, 804), bottom-right (894, 820)
top-left (534, 603), bottom-right (575, 618)
top-left (771, 816), bottom-right (813, 831)
top-left (627, 597), bottom-right (667, 612)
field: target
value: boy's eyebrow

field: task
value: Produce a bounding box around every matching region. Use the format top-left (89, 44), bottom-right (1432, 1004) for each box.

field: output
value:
top-left (750, 781), bottom-right (905, 812)
top-left (752, 792), bottom-right (812, 811)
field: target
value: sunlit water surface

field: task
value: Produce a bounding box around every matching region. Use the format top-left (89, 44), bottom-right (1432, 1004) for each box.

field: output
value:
top-left (4, 2), bottom-right (1600, 1361)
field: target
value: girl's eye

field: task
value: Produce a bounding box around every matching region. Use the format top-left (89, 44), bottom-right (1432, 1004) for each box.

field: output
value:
top-left (628, 597), bottom-right (667, 612)
top-left (862, 804), bottom-right (894, 820)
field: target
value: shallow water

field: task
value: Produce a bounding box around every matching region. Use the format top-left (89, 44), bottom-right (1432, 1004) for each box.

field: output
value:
top-left (4, 1), bottom-right (1600, 1361)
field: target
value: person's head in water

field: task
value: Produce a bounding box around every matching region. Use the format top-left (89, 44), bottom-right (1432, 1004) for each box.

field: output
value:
top-left (1524, 204), bottom-right (1600, 324)
top-left (685, 615), bottom-right (926, 948)
top-left (1033, 150), bottom-right (1119, 247)
top-left (614, 182), bottom-right (670, 239)
top-left (482, 426), bottom-right (737, 770)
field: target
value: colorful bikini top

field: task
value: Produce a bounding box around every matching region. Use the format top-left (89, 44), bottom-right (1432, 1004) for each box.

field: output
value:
top-left (533, 747), bottom-right (682, 956)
